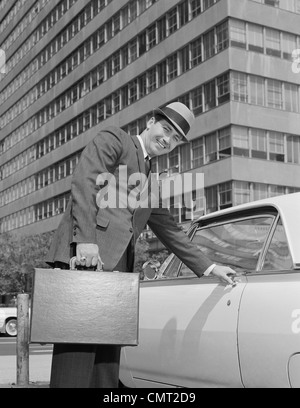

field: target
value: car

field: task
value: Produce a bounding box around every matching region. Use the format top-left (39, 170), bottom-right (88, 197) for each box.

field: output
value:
top-left (119, 192), bottom-right (300, 388)
top-left (0, 307), bottom-right (17, 337)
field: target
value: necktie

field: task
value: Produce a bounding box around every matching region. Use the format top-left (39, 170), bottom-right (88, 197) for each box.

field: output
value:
top-left (145, 156), bottom-right (151, 175)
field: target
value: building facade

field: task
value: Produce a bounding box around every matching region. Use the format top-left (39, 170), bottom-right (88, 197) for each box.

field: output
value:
top-left (0, 0), bottom-right (300, 239)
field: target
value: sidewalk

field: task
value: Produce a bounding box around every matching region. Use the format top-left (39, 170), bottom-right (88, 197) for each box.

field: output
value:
top-left (0, 354), bottom-right (51, 388)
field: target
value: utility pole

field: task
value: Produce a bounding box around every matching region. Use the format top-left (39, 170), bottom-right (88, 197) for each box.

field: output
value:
top-left (16, 293), bottom-right (30, 387)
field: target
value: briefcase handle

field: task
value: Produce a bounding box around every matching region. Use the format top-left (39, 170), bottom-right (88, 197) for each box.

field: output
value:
top-left (69, 257), bottom-right (104, 272)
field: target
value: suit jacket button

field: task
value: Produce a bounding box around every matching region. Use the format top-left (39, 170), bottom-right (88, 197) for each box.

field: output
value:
top-left (129, 228), bottom-right (133, 233)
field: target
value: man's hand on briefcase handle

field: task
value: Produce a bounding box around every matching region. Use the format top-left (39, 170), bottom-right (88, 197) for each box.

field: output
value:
top-left (76, 243), bottom-right (104, 270)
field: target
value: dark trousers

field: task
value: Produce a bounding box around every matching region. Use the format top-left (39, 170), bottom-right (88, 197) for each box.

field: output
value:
top-left (50, 244), bottom-right (131, 388)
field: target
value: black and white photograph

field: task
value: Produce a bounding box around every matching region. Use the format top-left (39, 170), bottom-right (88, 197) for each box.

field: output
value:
top-left (0, 0), bottom-right (300, 391)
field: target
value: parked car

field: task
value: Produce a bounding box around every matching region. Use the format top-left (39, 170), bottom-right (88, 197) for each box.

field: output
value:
top-left (0, 307), bottom-right (17, 337)
top-left (120, 193), bottom-right (300, 388)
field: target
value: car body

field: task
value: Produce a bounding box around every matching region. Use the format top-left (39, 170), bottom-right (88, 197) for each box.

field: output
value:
top-left (120, 193), bottom-right (300, 388)
top-left (0, 307), bottom-right (17, 336)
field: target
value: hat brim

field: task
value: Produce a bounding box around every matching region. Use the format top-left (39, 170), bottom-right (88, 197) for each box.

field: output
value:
top-left (153, 108), bottom-right (188, 142)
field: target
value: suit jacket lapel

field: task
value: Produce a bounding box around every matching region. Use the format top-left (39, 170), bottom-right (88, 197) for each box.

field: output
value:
top-left (131, 135), bottom-right (146, 175)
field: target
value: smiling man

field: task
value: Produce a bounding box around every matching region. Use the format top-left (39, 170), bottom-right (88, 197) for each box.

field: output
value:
top-left (46, 102), bottom-right (236, 389)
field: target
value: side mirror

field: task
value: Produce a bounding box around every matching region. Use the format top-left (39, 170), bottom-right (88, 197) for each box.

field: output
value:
top-left (142, 260), bottom-right (161, 280)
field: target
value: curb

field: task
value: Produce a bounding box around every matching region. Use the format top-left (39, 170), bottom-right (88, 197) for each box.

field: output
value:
top-left (0, 382), bottom-right (49, 388)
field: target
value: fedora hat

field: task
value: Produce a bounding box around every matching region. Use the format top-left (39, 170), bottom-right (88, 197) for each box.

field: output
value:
top-left (154, 102), bottom-right (195, 141)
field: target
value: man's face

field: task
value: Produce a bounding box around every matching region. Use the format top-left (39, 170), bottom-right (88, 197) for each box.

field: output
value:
top-left (144, 118), bottom-right (184, 157)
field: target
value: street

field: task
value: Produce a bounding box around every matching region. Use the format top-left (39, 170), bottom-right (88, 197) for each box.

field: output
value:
top-left (0, 335), bottom-right (52, 385)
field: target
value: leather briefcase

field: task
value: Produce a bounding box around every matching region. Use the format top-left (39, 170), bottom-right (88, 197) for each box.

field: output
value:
top-left (30, 259), bottom-right (140, 346)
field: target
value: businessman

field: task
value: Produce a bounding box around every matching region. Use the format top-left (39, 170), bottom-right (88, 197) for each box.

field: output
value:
top-left (46, 102), bottom-right (236, 388)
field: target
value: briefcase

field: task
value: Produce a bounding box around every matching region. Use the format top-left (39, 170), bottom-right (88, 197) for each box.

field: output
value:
top-left (30, 259), bottom-right (140, 346)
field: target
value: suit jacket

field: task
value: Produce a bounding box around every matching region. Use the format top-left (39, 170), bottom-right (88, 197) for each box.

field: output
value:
top-left (46, 126), bottom-right (213, 276)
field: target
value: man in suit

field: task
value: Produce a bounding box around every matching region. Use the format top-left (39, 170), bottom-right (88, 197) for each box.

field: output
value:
top-left (46, 102), bottom-right (236, 388)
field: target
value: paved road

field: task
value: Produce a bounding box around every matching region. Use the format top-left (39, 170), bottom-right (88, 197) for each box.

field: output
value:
top-left (0, 336), bottom-right (52, 385)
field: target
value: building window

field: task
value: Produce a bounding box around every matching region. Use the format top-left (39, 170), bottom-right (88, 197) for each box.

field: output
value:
top-left (167, 8), bottom-right (178, 35)
top-left (191, 86), bottom-right (203, 115)
top-left (217, 73), bottom-right (230, 104)
top-left (157, 16), bottom-right (167, 42)
top-left (167, 53), bottom-right (178, 81)
top-left (269, 132), bottom-right (285, 162)
top-left (248, 24), bottom-right (264, 53)
top-left (129, 39), bottom-right (138, 63)
top-left (234, 181), bottom-right (250, 205)
top-left (287, 135), bottom-right (300, 164)
top-left (206, 185), bottom-right (218, 214)
top-left (169, 147), bottom-right (179, 175)
top-left (250, 76), bottom-right (265, 106)
top-left (129, 0), bottom-right (137, 22)
top-left (203, 29), bottom-right (215, 60)
top-left (269, 185), bottom-right (285, 197)
top-left (148, 24), bottom-right (157, 49)
top-left (219, 182), bottom-right (232, 210)
top-left (192, 138), bottom-right (204, 168)
top-left (216, 21), bottom-right (229, 52)
top-left (179, 45), bottom-right (190, 74)
top-left (284, 83), bottom-right (299, 112)
top-left (218, 127), bottom-right (232, 159)
top-left (230, 20), bottom-right (246, 49)
top-left (205, 132), bottom-right (218, 163)
top-left (267, 79), bottom-right (283, 109)
top-left (204, 80), bottom-right (216, 110)
top-left (232, 126), bottom-right (250, 157)
top-left (139, 31), bottom-right (147, 56)
top-left (282, 32), bottom-right (297, 60)
top-left (265, 28), bottom-right (281, 57)
top-left (191, 0), bottom-right (202, 17)
top-left (158, 61), bottom-right (167, 87)
top-left (148, 67), bottom-right (157, 93)
top-left (181, 143), bottom-right (191, 172)
top-left (179, 0), bottom-right (189, 26)
top-left (253, 183), bottom-right (268, 201)
top-left (251, 129), bottom-right (267, 159)
top-left (231, 72), bottom-right (248, 103)
top-left (139, 74), bottom-right (147, 99)
top-left (191, 38), bottom-right (202, 67)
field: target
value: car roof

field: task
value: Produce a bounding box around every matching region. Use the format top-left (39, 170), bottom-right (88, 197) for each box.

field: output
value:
top-left (195, 192), bottom-right (300, 269)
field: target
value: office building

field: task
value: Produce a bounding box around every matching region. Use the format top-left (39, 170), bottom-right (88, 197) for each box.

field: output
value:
top-left (0, 0), bottom-right (300, 242)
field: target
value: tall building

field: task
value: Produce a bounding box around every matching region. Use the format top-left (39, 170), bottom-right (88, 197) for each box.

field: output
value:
top-left (0, 0), bottom-right (300, 239)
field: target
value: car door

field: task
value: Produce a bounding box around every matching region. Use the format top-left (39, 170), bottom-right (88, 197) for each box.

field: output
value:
top-left (238, 215), bottom-right (300, 388)
top-left (123, 212), bottom-right (276, 388)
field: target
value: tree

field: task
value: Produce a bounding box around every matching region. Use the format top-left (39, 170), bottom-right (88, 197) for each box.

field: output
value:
top-left (134, 238), bottom-right (171, 277)
top-left (134, 238), bottom-right (150, 273)
top-left (0, 231), bottom-right (54, 296)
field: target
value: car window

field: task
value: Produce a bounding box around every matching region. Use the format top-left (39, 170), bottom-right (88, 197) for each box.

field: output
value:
top-left (178, 216), bottom-right (275, 277)
top-left (261, 218), bottom-right (293, 271)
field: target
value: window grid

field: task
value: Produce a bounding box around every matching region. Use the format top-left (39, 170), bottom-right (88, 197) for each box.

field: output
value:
top-left (1, 68), bottom-right (300, 180)
top-left (0, 0), bottom-right (223, 132)
top-left (0, 11), bottom-right (227, 157)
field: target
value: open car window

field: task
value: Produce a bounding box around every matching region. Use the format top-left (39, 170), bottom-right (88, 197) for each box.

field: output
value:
top-left (177, 215), bottom-right (276, 278)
